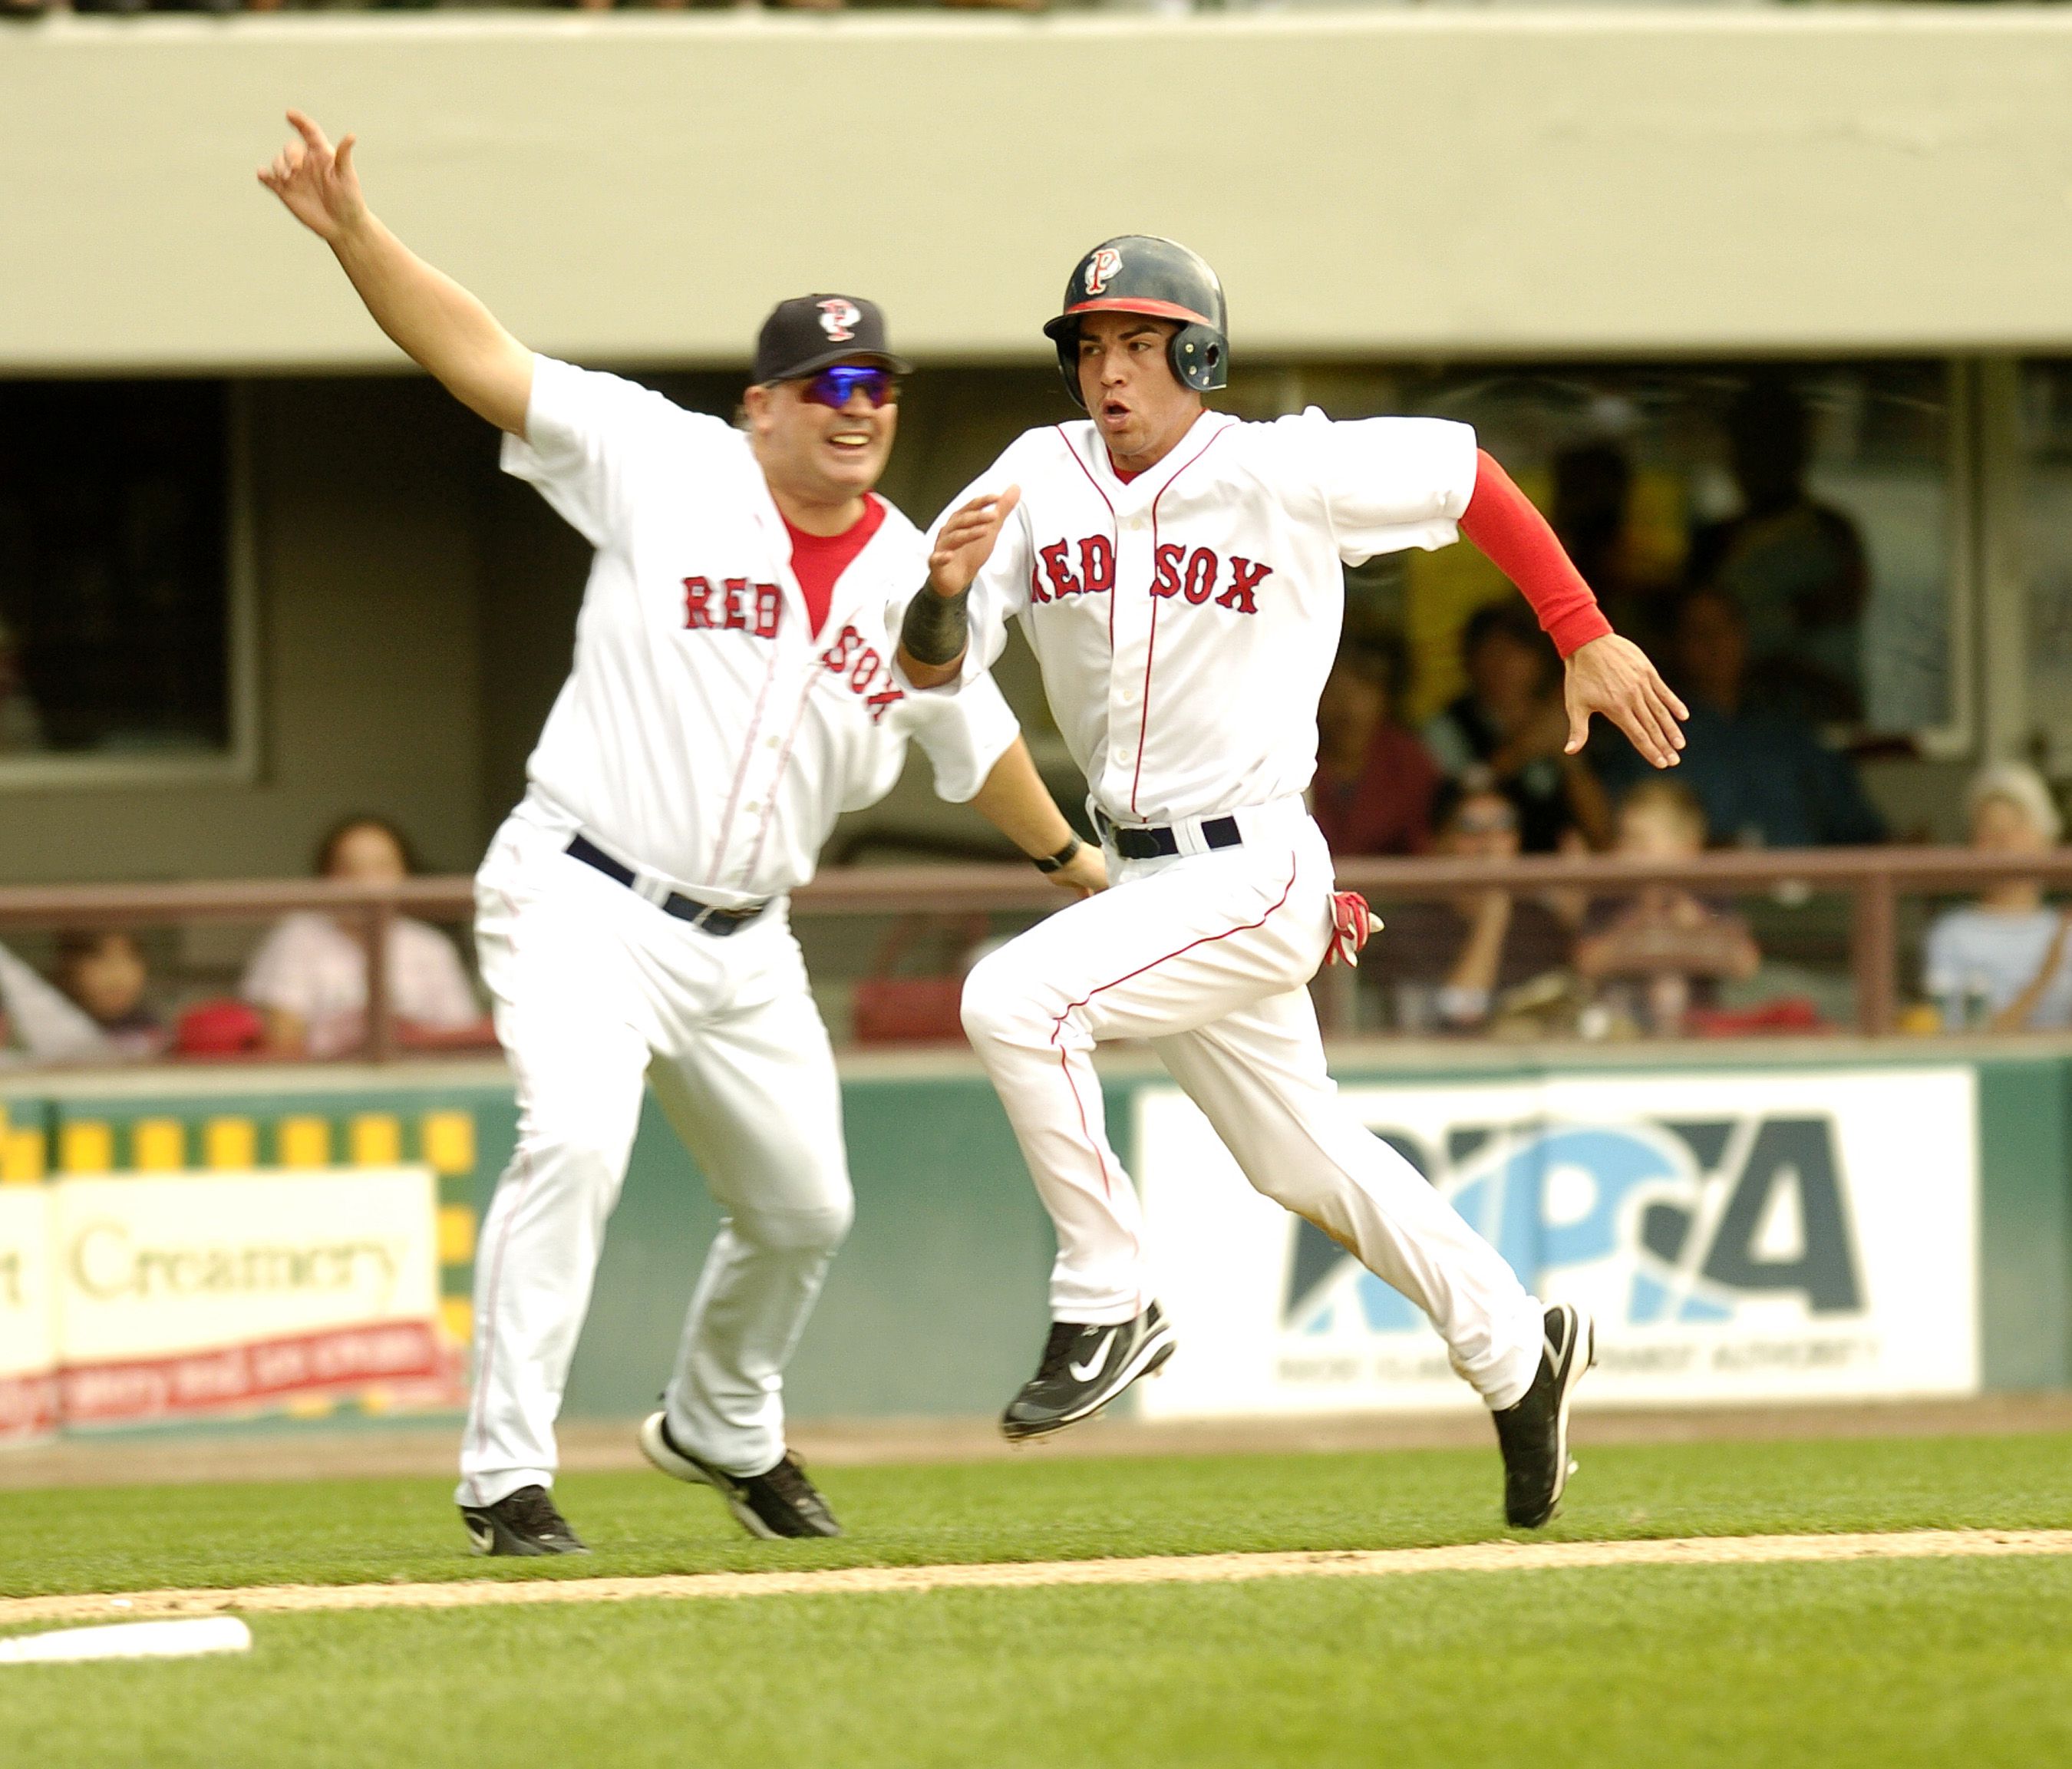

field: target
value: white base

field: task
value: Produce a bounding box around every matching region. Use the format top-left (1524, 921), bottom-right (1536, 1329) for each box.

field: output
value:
top-left (0, 1616), bottom-right (251, 1665)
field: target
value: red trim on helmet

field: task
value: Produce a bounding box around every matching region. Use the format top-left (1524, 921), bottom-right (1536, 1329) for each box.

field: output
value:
top-left (1054, 298), bottom-right (1216, 328)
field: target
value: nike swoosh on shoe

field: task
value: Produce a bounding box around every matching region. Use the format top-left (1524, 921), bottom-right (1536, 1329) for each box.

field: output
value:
top-left (1068, 1330), bottom-right (1117, 1382)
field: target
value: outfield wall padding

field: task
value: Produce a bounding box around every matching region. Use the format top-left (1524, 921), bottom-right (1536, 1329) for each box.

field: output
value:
top-left (2, 1040), bottom-right (2067, 1435)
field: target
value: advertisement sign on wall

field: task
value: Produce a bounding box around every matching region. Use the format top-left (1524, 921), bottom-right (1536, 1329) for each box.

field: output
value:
top-left (53, 1168), bottom-right (447, 1426)
top-left (1136, 1068), bottom-right (1979, 1418)
top-left (0, 1186), bottom-right (58, 1442)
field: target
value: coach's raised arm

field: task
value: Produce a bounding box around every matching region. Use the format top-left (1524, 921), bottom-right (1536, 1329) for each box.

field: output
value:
top-left (259, 111), bottom-right (532, 437)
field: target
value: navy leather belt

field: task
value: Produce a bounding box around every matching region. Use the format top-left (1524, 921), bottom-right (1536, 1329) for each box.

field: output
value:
top-left (1094, 810), bottom-right (1243, 862)
top-left (565, 834), bottom-right (769, 936)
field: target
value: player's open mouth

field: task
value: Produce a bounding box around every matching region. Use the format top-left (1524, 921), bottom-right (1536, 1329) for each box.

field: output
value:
top-left (826, 431), bottom-right (873, 453)
top-left (1100, 400), bottom-right (1130, 425)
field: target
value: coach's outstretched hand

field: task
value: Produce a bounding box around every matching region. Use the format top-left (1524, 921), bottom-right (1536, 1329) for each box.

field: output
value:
top-left (253, 111), bottom-right (532, 436)
top-left (1562, 634), bottom-right (1688, 771)
top-left (258, 111), bottom-right (368, 244)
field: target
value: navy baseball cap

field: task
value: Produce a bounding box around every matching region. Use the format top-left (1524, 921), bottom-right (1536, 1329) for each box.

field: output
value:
top-left (754, 295), bottom-right (910, 384)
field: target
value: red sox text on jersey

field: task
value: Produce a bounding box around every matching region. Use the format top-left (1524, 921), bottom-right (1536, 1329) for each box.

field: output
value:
top-left (682, 574), bottom-right (906, 724)
top-left (1028, 537), bottom-right (1272, 615)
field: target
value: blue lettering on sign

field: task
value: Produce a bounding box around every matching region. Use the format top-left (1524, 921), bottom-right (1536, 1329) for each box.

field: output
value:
top-left (1287, 1115), bottom-right (1860, 1337)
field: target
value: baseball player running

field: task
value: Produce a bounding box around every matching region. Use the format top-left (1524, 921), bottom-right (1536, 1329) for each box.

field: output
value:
top-left (899, 237), bottom-right (1688, 1529)
top-left (260, 114), bottom-right (1103, 1556)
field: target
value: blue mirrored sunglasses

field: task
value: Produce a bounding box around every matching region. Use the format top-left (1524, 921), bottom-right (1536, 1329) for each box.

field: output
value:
top-left (800, 365), bottom-right (899, 410)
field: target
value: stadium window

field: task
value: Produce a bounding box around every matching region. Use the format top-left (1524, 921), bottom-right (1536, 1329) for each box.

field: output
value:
top-left (0, 378), bottom-right (255, 788)
top-left (2018, 361), bottom-right (2072, 777)
top-left (1303, 360), bottom-right (1966, 751)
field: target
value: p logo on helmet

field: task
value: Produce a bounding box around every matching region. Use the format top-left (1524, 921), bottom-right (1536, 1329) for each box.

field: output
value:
top-left (817, 299), bottom-right (862, 343)
top-left (1042, 235), bottom-right (1229, 411)
top-left (1084, 248), bottom-right (1124, 296)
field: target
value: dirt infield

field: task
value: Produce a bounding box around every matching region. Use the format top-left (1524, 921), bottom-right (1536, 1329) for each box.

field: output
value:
top-left (5, 1530), bottom-right (2069, 1631)
top-left (6, 1393), bottom-right (2071, 1493)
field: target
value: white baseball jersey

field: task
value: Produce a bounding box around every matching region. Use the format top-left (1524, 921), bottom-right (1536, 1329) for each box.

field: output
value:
top-left (461, 355), bottom-right (1023, 1510)
top-left (506, 355), bottom-right (1018, 905)
top-left (942, 400), bottom-right (1549, 1417)
top-left (934, 407), bottom-right (1478, 826)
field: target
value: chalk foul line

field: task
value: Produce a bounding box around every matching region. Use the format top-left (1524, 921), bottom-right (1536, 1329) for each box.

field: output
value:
top-left (7, 1529), bottom-right (2069, 1630)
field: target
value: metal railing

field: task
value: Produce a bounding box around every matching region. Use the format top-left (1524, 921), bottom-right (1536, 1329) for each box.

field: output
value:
top-left (2, 846), bottom-right (2070, 1059)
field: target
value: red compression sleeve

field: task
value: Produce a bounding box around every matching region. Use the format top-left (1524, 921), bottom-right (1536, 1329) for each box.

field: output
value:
top-left (1457, 450), bottom-right (1613, 659)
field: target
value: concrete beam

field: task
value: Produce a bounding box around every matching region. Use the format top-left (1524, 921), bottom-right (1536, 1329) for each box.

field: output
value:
top-left (5, 10), bottom-right (2072, 371)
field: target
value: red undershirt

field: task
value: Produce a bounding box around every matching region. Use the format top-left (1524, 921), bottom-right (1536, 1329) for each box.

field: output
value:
top-left (1102, 443), bottom-right (1608, 657)
top-left (783, 494), bottom-right (888, 639)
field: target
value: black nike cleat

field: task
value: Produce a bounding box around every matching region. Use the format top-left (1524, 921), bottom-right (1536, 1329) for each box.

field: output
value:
top-left (1493, 1302), bottom-right (1596, 1530)
top-left (1000, 1302), bottom-right (1176, 1443)
top-left (638, 1411), bottom-right (842, 1540)
top-left (458, 1484), bottom-right (589, 1557)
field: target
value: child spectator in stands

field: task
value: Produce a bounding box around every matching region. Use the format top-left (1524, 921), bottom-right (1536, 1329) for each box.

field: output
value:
top-left (52, 930), bottom-right (163, 1059)
top-left (242, 814), bottom-right (484, 1058)
top-left (1423, 601), bottom-right (1611, 853)
top-left (1922, 763), bottom-right (2072, 1032)
top-left (1575, 779), bottom-right (1760, 1036)
top-left (1371, 771), bottom-right (1575, 1035)
top-left (1596, 586), bottom-right (1884, 849)
top-left (0, 938), bottom-right (111, 1065)
top-left (1312, 634), bottom-right (1441, 858)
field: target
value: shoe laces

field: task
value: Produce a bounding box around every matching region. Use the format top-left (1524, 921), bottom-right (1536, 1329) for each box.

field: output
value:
top-left (1031, 1320), bottom-right (1084, 1383)
top-left (760, 1453), bottom-right (825, 1510)
top-left (505, 1487), bottom-right (567, 1536)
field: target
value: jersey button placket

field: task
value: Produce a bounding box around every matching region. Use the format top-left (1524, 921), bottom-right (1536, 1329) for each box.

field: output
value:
top-left (1105, 497), bottom-right (1154, 814)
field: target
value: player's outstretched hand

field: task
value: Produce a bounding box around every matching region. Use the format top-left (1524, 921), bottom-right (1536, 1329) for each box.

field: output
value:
top-left (1562, 634), bottom-right (1688, 770)
top-left (257, 111), bottom-right (368, 245)
top-left (928, 487), bottom-right (1021, 600)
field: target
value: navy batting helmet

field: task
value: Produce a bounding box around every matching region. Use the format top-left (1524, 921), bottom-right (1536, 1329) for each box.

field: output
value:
top-left (1042, 236), bottom-right (1229, 411)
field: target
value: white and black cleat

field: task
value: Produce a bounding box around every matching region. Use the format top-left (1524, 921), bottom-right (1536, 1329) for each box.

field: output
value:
top-left (458, 1484), bottom-right (589, 1557)
top-left (1000, 1302), bottom-right (1176, 1444)
top-left (639, 1411), bottom-right (841, 1540)
top-left (1492, 1302), bottom-right (1596, 1530)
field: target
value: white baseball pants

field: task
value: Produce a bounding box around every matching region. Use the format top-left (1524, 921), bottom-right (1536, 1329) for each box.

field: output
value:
top-left (457, 807), bottom-right (851, 1507)
top-left (958, 800), bottom-right (1544, 1411)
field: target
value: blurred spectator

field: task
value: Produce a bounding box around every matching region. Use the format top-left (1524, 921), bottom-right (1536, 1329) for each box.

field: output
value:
top-left (1922, 764), bottom-right (2072, 1033)
top-left (1575, 779), bottom-right (1760, 1037)
top-left (1421, 601), bottom-right (1611, 853)
top-left (52, 930), bottom-right (164, 1059)
top-left (1371, 773), bottom-right (1574, 1035)
top-left (1551, 444), bottom-right (1672, 652)
top-left (0, 615), bottom-right (42, 754)
top-left (1312, 635), bottom-right (1440, 858)
top-left (1596, 586), bottom-right (1885, 849)
top-left (1690, 374), bottom-right (1869, 722)
top-left (0, 939), bottom-right (112, 1064)
top-left (241, 815), bottom-right (483, 1059)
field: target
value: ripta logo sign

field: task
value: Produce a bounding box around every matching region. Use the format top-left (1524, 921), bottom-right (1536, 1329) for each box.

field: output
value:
top-left (1285, 1114), bottom-right (1863, 1337)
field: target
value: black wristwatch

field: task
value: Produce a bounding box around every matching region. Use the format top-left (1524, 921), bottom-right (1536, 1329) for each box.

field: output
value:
top-left (1031, 837), bottom-right (1083, 875)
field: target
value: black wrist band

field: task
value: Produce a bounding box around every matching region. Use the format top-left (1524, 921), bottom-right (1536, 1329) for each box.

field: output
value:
top-left (1031, 837), bottom-right (1082, 876)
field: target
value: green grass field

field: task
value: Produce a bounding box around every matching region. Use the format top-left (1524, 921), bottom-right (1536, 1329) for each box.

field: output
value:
top-left (5, 1430), bottom-right (2071, 1767)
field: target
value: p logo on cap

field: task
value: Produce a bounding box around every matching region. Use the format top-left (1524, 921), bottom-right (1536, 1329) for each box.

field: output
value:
top-left (1084, 248), bottom-right (1123, 296)
top-left (817, 299), bottom-right (861, 343)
